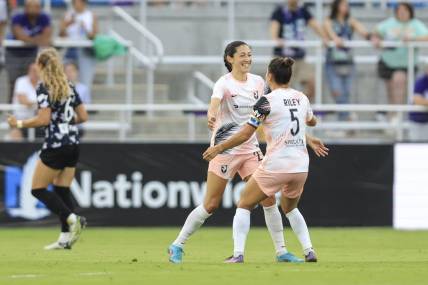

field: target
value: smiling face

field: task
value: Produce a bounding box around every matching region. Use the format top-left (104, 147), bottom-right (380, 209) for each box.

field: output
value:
top-left (226, 44), bottom-right (252, 75)
top-left (396, 4), bottom-right (411, 22)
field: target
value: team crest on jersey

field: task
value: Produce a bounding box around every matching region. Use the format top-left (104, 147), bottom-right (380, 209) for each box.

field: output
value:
top-left (253, 91), bottom-right (259, 99)
top-left (221, 165), bottom-right (228, 174)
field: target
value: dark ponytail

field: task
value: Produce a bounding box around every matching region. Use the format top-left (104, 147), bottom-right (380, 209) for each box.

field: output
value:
top-left (223, 41), bottom-right (250, 72)
top-left (268, 57), bottom-right (294, 85)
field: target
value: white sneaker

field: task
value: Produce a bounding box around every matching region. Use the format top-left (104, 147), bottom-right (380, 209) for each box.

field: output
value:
top-left (67, 215), bottom-right (87, 247)
top-left (44, 233), bottom-right (71, 250)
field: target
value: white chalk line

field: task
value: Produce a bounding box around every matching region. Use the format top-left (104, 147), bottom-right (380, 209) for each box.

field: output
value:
top-left (4, 272), bottom-right (111, 279)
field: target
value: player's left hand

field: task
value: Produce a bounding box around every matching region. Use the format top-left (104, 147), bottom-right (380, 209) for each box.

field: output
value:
top-left (308, 136), bottom-right (329, 157)
top-left (7, 114), bottom-right (18, 128)
top-left (203, 146), bottom-right (221, 161)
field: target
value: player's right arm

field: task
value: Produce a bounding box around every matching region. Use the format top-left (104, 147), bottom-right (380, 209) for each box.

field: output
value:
top-left (72, 87), bottom-right (88, 124)
top-left (7, 108), bottom-right (51, 128)
top-left (208, 78), bottom-right (225, 130)
top-left (207, 98), bottom-right (221, 131)
top-left (74, 105), bottom-right (88, 124)
top-left (304, 96), bottom-right (317, 127)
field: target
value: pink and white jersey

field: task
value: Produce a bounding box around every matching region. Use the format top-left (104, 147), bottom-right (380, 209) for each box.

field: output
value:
top-left (211, 73), bottom-right (265, 155)
top-left (248, 88), bottom-right (313, 173)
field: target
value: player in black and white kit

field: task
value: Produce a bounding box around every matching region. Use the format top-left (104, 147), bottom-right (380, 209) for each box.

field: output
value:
top-left (7, 48), bottom-right (88, 250)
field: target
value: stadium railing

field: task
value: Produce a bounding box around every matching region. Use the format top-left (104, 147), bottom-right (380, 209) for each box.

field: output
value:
top-left (1, 103), bottom-right (428, 142)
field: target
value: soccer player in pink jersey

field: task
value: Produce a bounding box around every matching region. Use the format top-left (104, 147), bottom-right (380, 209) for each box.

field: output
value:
top-left (169, 42), bottom-right (326, 263)
top-left (204, 56), bottom-right (328, 263)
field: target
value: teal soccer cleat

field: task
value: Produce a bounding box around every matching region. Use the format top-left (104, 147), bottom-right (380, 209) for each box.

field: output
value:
top-left (277, 252), bottom-right (304, 263)
top-left (168, 244), bottom-right (184, 264)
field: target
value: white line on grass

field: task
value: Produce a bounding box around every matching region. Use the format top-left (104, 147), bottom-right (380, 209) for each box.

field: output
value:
top-left (9, 274), bottom-right (43, 279)
top-left (78, 272), bottom-right (111, 276)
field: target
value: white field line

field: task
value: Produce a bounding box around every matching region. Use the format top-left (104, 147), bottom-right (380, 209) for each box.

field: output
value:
top-left (4, 272), bottom-right (111, 279)
top-left (9, 274), bottom-right (43, 279)
top-left (78, 272), bottom-right (112, 276)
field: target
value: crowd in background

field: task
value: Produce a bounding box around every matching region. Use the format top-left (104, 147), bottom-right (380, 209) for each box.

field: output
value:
top-left (271, 0), bottom-right (428, 140)
top-left (0, 0), bottom-right (428, 141)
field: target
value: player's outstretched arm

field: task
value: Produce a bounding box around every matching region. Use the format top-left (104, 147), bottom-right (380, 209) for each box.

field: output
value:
top-left (306, 134), bottom-right (329, 157)
top-left (7, 108), bottom-right (51, 129)
top-left (203, 124), bottom-right (256, 161)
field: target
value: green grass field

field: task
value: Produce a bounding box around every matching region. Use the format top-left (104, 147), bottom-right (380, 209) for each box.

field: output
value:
top-left (0, 227), bottom-right (427, 285)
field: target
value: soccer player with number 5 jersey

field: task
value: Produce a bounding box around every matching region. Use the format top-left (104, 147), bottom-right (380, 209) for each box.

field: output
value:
top-left (169, 41), bottom-right (327, 263)
top-left (203, 56), bottom-right (328, 263)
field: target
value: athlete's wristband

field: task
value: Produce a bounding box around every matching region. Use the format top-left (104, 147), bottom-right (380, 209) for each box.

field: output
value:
top-left (17, 120), bottom-right (23, 129)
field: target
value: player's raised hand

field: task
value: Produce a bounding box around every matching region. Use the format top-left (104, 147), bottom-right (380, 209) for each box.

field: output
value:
top-left (307, 136), bottom-right (329, 157)
top-left (7, 114), bottom-right (18, 128)
top-left (207, 115), bottom-right (216, 131)
top-left (203, 146), bottom-right (221, 161)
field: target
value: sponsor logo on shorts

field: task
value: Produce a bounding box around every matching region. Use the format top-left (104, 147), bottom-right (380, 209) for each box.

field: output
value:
top-left (254, 151), bottom-right (263, 161)
top-left (221, 165), bottom-right (228, 174)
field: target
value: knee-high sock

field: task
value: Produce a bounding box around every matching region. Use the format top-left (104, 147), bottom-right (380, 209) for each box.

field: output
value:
top-left (173, 205), bottom-right (212, 247)
top-left (54, 186), bottom-right (75, 232)
top-left (31, 188), bottom-right (72, 225)
top-left (286, 208), bottom-right (313, 255)
top-left (233, 208), bottom-right (251, 257)
top-left (263, 205), bottom-right (287, 255)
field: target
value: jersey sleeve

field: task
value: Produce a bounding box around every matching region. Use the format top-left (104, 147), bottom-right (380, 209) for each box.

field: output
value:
top-left (11, 14), bottom-right (22, 27)
top-left (248, 96), bottom-right (271, 128)
top-left (211, 77), bottom-right (225, 100)
top-left (302, 6), bottom-right (313, 23)
top-left (414, 77), bottom-right (427, 95)
top-left (305, 96), bottom-right (314, 122)
top-left (414, 19), bottom-right (428, 36)
top-left (36, 84), bottom-right (51, 109)
top-left (270, 6), bottom-right (282, 22)
top-left (13, 77), bottom-right (26, 95)
top-left (40, 13), bottom-right (52, 29)
top-left (376, 18), bottom-right (390, 38)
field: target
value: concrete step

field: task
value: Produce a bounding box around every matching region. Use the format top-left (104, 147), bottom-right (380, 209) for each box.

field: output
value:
top-left (91, 83), bottom-right (170, 103)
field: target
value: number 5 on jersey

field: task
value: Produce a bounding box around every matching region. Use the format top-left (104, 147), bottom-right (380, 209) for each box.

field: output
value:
top-left (289, 108), bottom-right (300, 136)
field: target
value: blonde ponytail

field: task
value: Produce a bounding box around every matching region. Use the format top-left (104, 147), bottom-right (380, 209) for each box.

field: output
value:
top-left (36, 48), bottom-right (71, 102)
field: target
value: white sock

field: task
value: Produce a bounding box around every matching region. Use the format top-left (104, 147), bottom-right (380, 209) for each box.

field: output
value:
top-left (173, 205), bottom-right (211, 248)
top-left (263, 205), bottom-right (287, 256)
top-left (59, 232), bottom-right (71, 243)
top-left (286, 208), bottom-right (313, 255)
top-left (66, 213), bottom-right (77, 225)
top-left (233, 208), bottom-right (251, 257)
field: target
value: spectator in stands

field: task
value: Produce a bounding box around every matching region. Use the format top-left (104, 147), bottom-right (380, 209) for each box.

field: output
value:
top-left (408, 64), bottom-right (428, 141)
top-left (64, 62), bottom-right (91, 105)
top-left (8, 62), bottom-right (39, 140)
top-left (0, 0), bottom-right (7, 70)
top-left (5, 0), bottom-right (52, 103)
top-left (324, 0), bottom-right (370, 120)
top-left (371, 2), bottom-right (428, 108)
top-left (60, 0), bottom-right (98, 88)
top-left (270, 0), bottom-right (328, 102)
